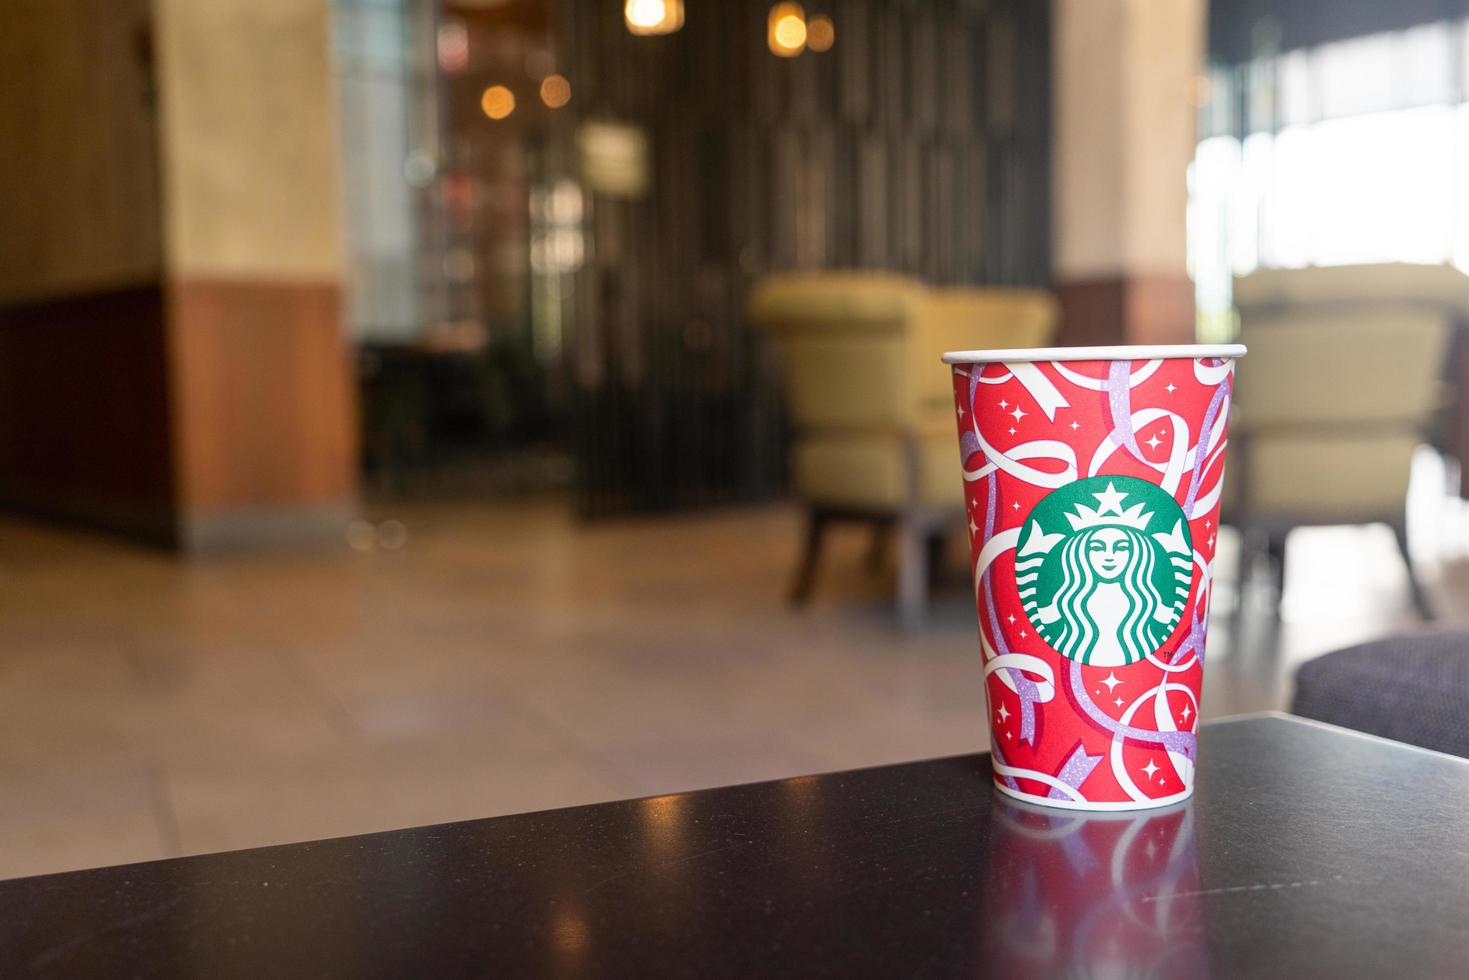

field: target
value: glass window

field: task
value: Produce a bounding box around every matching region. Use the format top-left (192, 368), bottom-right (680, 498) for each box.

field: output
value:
top-left (1189, 20), bottom-right (1469, 332)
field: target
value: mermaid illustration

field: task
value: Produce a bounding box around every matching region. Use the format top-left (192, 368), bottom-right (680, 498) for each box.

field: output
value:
top-left (1018, 479), bottom-right (1192, 667)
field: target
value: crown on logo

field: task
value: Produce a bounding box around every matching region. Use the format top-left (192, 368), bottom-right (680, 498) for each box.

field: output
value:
top-left (1065, 481), bottom-right (1154, 532)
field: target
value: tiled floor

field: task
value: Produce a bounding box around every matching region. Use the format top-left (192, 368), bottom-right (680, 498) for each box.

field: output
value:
top-left (0, 495), bottom-right (1463, 879)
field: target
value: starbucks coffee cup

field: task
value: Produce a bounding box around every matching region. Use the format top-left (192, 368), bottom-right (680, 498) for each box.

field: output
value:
top-left (942, 344), bottom-right (1246, 810)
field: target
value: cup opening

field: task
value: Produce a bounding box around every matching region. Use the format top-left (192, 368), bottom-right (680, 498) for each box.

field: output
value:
top-left (941, 344), bottom-right (1246, 365)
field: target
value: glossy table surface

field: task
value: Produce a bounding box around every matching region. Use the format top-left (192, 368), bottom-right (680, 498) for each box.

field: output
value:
top-left (2, 713), bottom-right (1466, 978)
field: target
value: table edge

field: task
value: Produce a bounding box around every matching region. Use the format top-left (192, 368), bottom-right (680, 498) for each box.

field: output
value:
top-left (1210, 710), bottom-right (1469, 766)
top-left (4, 712), bottom-right (1463, 887)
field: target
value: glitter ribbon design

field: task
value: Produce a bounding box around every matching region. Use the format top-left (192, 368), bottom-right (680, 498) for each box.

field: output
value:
top-left (1105, 360), bottom-right (1149, 464)
top-left (1065, 659), bottom-right (1198, 762)
top-left (1047, 744), bottom-right (1104, 801)
top-left (1183, 374), bottom-right (1231, 519)
top-left (983, 470), bottom-right (1044, 745)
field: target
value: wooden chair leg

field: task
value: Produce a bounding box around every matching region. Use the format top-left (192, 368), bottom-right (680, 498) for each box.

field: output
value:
top-left (926, 530), bottom-right (947, 585)
top-left (897, 518), bottom-right (929, 630)
top-left (1391, 522), bottom-right (1436, 621)
top-left (864, 519), bottom-right (890, 572)
top-left (789, 509), bottom-right (828, 605)
top-left (1231, 526), bottom-right (1260, 620)
top-left (1265, 531), bottom-right (1289, 616)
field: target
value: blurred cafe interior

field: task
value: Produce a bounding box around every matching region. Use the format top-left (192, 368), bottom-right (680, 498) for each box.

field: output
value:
top-left (4, 0), bottom-right (1469, 879)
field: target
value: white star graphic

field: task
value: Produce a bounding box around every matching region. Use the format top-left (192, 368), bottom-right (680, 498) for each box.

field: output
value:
top-left (1010, 406), bottom-right (1027, 422)
top-left (1205, 520), bottom-right (1211, 529)
top-left (1181, 704), bottom-right (1192, 722)
top-left (956, 404), bottom-right (965, 419)
top-left (1145, 433), bottom-right (1163, 450)
top-left (1005, 730), bottom-right (1012, 739)
top-left (998, 399), bottom-right (1008, 409)
top-left (1011, 501), bottom-right (1020, 510)
top-left (1008, 427), bottom-right (1016, 435)
top-left (1141, 759), bottom-right (1160, 779)
top-left (1101, 672), bottom-right (1122, 693)
top-left (968, 517), bottom-right (978, 535)
top-left (997, 704), bottom-right (1010, 722)
top-left (1007, 614), bottom-right (1016, 624)
top-left (1208, 534), bottom-right (1216, 548)
top-left (1069, 420), bottom-right (1080, 431)
top-left (1019, 629), bottom-right (1027, 638)
top-left (1114, 697), bottom-right (1125, 708)
top-left (1093, 482), bottom-right (1129, 514)
top-left (1165, 383), bottom-right (1177, 394)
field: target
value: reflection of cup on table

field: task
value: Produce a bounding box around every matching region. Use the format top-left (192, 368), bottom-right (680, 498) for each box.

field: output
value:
top-left (984, 797), bottom-right (1205, 977)
top-left (944, 345), bottom-right (1245, 810)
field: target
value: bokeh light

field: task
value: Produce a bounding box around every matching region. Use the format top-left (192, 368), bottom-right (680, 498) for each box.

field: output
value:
top-left (768, 3), bottom-right (807, 58)
top-left (436, 21), bottom-right (469, 74)
top-left (480, 85), bottom-right (515, 120)
top-left (540, 74), bottom-right (572, 109)
top-left (624, 0), bottom-right (684, 36)
top-left (807, 14), bottom-right (834, 52)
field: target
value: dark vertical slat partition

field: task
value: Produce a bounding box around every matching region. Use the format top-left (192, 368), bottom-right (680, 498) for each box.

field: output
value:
top-left (564, 0), bottom-right (1052, 518)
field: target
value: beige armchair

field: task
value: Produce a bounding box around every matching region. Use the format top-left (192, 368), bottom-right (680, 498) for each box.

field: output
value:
top-left (750, 271), bottom-right (1057, 625)
top-left (1229, 263), bottom-right (1466, 618)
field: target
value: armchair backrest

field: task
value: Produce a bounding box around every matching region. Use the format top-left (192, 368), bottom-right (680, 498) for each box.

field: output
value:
top-left (1234, 263), bottom-right (1469, 310)
top-left (748, 272), bottom-right (930, 430)
top-left (1229, 265), bottom-right (1460, 520)
top-left (1235, 308), bottom-right (1451, 429)
top-left (1234, 264), bottom-right (1464, 429)
top-left (749, 271), bottom-right (1058, 431)
top-left (913, 288), bottom-right (1059, 419)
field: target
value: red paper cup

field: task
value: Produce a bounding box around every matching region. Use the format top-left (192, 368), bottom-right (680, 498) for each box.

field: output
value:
top-left (943, 344), bottom-right (1245, 810)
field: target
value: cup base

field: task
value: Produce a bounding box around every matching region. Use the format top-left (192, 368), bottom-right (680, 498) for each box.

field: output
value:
top-left (993, 778), bottom-right (1195, 812)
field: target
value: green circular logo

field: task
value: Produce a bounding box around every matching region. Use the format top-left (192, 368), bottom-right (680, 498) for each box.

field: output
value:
top-left (1017, 475), bottom-right (1193, 667)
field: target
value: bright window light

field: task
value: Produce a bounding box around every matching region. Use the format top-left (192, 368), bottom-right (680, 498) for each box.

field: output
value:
top-left (1188, 19), bottom-right (1469, 332)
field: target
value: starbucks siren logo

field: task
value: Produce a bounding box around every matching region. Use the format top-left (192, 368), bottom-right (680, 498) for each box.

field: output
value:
top-left (1017, 476), bottom-right (1193, 667)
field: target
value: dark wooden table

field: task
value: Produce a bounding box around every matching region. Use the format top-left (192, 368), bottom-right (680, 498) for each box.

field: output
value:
top-left (3, 713), bottom-right (1466, 978)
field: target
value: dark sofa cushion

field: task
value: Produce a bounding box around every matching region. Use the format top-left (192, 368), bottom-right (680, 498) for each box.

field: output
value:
top-left (1292, 631), bottom-right (1469, 759)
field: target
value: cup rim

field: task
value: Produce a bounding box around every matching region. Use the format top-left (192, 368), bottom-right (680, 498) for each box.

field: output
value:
top-left (941, 343), bottom-right (1247, 365)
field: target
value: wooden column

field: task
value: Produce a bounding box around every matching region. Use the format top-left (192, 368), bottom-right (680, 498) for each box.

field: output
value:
top-left (0, 0), bottom-right (357, 551)
top-left (153, 0), bottom-right (357, 550)
top-left (1052, 0), bottom-right (1203, 346)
